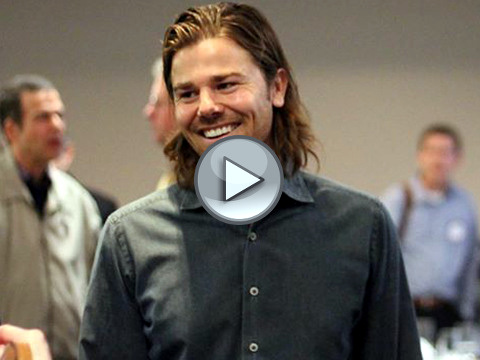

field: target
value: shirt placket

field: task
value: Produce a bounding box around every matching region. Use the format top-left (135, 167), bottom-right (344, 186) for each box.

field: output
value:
top-left (242, 224), bottom-right (261, 359)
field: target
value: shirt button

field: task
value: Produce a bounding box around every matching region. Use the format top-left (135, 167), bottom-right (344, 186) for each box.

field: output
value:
top-left (249, 286), bottom-right (259, 296)
top-left (249, 342), bottom-right (259, 353)
top-left (248, 232), bottom-right (257, 241)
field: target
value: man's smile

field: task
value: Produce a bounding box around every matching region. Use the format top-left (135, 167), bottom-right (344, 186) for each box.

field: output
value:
top-left (201, 123), bottom-right (240, 139)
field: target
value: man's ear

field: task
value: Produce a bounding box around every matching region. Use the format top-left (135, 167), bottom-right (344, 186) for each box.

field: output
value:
top-left (3, 118), bottom-right (20, 144)
top-left (270, 68), bottom-right (288, 108)
top-left (452, 149), bottom-right (463, 169)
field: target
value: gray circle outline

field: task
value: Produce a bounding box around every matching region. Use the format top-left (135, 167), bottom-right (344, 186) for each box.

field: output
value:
top-left (194, 135), bottom-right (284, 225)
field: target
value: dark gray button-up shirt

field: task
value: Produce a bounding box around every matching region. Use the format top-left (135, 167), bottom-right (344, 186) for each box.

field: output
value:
top-left (79, 172), bottom-right (422, 359)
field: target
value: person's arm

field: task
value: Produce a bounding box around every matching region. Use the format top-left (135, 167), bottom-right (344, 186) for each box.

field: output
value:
top-left (351, 202), bottom-right (422, 360)
top-left (79, 219), bottom-right (149, 359)
top-left (0, 325), bottom-right (51, 360)
top-left (458, 212), bottom-right (480, 320)
top-left (82, 192), bottom-right (102, 279)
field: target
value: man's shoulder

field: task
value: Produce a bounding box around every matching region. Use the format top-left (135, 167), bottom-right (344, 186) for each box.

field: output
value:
top-left (451, 182), bottom-right (475, 200)
top-left (301, 172), bottom-right (383, 214)
top-left (0, 146), bottom-right (18, 190)
top-left (50, 167), bottom-right (90, 196)
top-left (106, 186), bottom-right (182, 226)
top-left (450, 182), bottom-right (478, 212)
top-left (49, 168), bottom-right (100, 215)
top-left (380, 181), bottom-right (406, 203)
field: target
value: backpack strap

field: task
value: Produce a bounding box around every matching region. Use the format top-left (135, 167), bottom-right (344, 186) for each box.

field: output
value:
top-left (398, 182), bottom-right (413, 241)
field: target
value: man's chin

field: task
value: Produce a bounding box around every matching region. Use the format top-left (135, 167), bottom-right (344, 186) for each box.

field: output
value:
top-left (47, 151), bottom-right (63, 164)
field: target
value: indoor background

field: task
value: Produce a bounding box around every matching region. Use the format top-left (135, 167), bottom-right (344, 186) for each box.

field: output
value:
top-left (1, 0), bottom-right (479, 216)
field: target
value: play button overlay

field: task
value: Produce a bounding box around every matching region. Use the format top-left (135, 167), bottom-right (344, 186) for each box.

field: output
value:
top-left (224, 157), bottom-right (264, 201)
top-left (195, 135), bottom-right (284, 225)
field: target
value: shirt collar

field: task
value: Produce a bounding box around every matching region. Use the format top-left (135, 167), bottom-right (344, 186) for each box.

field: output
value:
top-left (282, 171), bottom-right (315, 203)
top-left (411, 175), bottom-right (453, 204)
top-left (17, 162), bottom-right (33, 182)
top-left (179, 187), bottom-right (201, 210)
top-left (16, 161), bottom-right (51, 187)
top-left (179, 171), bottom-right (314, 211)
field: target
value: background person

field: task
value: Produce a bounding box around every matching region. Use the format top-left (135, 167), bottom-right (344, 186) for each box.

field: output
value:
top-left (382, 123), bottom-right (479, 339)
top-left (143, 57), bottom-right (178, 189)
top-left (53, 138), bottom-right (118, 224)
top-left (0, 75), bottom-right (101, 360)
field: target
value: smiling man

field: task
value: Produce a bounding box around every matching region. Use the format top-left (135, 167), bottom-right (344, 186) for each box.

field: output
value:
top-left (0, 75), bottom-right (101, 360)
top-left (79, 3), bottom-right (422, 359)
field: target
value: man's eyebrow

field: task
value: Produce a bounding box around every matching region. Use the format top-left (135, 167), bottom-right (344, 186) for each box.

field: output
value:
top-left (34, 109), bottom-right (65, 117)
top-left (173, 81), bottom-right (193, 92)
top-left (173, 72), bottom-right (244, 92)
top-left (212, 72), bottom-right (243, 82)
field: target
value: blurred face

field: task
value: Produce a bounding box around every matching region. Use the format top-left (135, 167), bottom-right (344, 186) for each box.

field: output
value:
top-left (7, 89), bottom-right (65, 170)
top-left (143, 75), bottom-right (177, 145)
top-left (170, 37), bottom-right (287, 155)
top-left (417, 133), bottom-right (460, 189)
top-left (52, 140), bottom-right (75, 172)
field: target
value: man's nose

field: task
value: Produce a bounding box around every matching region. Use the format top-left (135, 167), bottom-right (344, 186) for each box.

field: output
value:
top-left (51, 113), bottom-right (65, 131)
top-left (197, 89), bottom-right (222, 119)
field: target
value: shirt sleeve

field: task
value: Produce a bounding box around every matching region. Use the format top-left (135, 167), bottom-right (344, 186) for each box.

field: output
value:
top-left (79, 218), bottom-right (149, 359)
top-left (351, 202), bottom-right (422, 360)
top-left (458, 203), bottom-right (480, 320)
top-left (83, 194), bottom-right (102, 280)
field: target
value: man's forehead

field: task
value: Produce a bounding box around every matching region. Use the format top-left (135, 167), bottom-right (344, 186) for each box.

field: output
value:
top-left (21, 89), bottom-right (63, 110)
top-left (420, 134), bottom-right (458, 154)
top-left (423, 133), bottom-right (455, 146)
top-left (171, 37), bottom-right (257, 86)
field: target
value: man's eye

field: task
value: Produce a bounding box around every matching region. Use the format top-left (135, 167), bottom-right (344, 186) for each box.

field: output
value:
top-left (177, 90), bottom-right (196, 101)
top-left (36, 114), bottom-right (50, 121)
top-left (217, 82), bottom-right (236, 91)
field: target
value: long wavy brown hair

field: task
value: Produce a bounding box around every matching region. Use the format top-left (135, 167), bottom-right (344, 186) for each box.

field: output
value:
top-left (163, 2), bottom-right (319, 188)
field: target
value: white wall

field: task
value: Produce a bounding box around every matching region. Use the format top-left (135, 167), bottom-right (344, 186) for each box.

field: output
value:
top-left (1, 1), bottom-right (479, 214)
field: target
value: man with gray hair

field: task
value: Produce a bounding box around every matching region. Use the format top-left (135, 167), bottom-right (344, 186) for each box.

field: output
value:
top-left (143, 57), bottom-right (177, 146)
top-left (143, 57), bottom-right (178, 188)
top-left (0, 74), bottom-right (101, 360)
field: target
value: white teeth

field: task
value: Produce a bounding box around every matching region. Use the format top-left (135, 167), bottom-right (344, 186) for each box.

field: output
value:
top-left (203, 124), bottom-right (236, 138)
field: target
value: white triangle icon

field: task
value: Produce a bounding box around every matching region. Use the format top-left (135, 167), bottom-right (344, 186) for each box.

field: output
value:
top-left (224, 157), bottom-right (264, 201)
